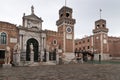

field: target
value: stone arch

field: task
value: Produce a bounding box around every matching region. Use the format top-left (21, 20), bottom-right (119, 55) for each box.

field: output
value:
top-left (26, 38), bottom-right (39, 62)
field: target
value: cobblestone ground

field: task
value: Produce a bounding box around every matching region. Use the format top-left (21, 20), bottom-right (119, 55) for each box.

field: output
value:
top-left (0, 64), bottom-right (120, 80)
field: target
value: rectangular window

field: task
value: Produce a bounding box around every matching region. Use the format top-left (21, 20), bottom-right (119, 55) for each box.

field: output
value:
top-left (75, 43), bottom-right (78, 45)
top-left (88, 39), bottom-right (90, 42)
top-left (88, 46), bottom-right (90, 49)
top-left (83, 40), bottom-right (85, 43)
top-left (79, 41), bottom-right (81, 44)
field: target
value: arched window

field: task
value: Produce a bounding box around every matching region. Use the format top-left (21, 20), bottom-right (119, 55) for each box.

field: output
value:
top-left (1, 32), bottom-right (7, 44)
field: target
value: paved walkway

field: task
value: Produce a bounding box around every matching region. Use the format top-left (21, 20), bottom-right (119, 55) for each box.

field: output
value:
top-left (0, 64), bottom-right (120, 80)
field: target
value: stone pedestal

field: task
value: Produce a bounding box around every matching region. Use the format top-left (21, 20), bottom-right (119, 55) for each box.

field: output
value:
top-left (30, 52), bottom-right (34, 63)
top-left (16, 54), bottom-right (20, 63)
top-left (13, 54), bottom-right (21, 66)
top-left (3, 64), bottom-right (12, 68)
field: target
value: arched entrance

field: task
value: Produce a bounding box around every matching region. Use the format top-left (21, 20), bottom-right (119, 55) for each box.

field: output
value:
top-left (49, 48), bottom-right (56, 61)
top-left (26, 38), bottom-right (39, 62)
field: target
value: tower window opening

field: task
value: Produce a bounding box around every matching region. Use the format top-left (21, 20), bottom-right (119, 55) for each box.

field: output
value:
top-left (97, 25), bottom-right (99, 27)
top-left (102, 24), bottom-right (105, 27)
top-left (66, 13), bottom-right (69, 17)
top-left (60, 14), bottom-right (63, 18)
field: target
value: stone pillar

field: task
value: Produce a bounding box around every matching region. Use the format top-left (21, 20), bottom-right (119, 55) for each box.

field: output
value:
top-left (56, 52), bottom-right (59, 64)
top-left (57, 49), bottom-right (63, 64)
top-left (46, 52), bottom-right (49, 62)
top-left (41, 50), bottom-right (44, 62)
top-left (20, 34), bottom-right (23, 50)
top-left (100, 33), bottom-right (103, 60)
top-left (38, 51), bottom-right (41, 62)
top-left (16, 53), bottom-right (20, 63)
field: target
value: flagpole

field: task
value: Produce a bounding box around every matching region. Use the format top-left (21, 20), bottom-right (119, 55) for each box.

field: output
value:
top-left (100, 9), bottom-right (102, 19)
top-left (65, 0), bottom-right (67, 6)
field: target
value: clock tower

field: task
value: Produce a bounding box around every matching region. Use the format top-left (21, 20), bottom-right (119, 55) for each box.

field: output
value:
top-left (56, 6), bottom-right (76, 53)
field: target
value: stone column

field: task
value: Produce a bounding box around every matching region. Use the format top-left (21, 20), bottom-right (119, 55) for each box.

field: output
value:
top-left (46, 52), bottom-right (49, 62)
top-left (56, 52), bottom-right (59, 64)
top-left (57, 49), bottom-right (62, 64)
top-left (40, 51), bottom-right (44, 62)
top-left (20, 34), bottom-right (23, 50)
top-left (16, 53), bottom-right (20, 63)
top-left (100, 33), bottom-right (103, 60)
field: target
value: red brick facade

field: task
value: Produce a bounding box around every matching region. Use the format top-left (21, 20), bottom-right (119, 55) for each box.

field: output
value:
top-left (0, 21), bottom-right (19, 63)
top-left (108, 37), bottom-right (120, 57)
top-left (45, 30), bottom-right (63, 51)
top-left (75, 19), bottom-right (120, 57)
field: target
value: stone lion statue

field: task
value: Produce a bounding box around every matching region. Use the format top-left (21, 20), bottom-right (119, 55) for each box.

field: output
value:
top-left (5, 46), bottom-right (11, 64)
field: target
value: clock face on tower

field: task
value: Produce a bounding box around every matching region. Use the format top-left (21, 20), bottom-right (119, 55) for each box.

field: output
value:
top-left (66, 26), bottom-right (72, 33)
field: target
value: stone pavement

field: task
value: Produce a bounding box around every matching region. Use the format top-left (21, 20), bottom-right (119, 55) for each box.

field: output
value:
top-left (0, 64), bottom-right (120, 80)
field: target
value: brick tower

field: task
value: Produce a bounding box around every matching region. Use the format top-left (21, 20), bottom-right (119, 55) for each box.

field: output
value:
top-left (93, 19), bottom-right (109, 60)
top-left (56, 6), bottom-right (76, 53)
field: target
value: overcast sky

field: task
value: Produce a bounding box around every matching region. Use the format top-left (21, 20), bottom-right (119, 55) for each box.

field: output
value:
top-left (0, 0), bottom-right (120, 39)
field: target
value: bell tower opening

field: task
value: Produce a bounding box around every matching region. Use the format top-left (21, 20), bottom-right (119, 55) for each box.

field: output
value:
top-left (93, 19), bottom-right (108, 34)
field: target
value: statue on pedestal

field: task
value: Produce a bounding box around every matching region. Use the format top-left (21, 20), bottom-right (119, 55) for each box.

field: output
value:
top-left (13, 43), bottom-right (21, 65)
top-left (30, 43), bottom-right (34, 62)
top-left (5, 46), bottom-right (11, 64)
top-left (30, 43), bottom-right (34, 52)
